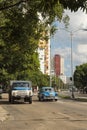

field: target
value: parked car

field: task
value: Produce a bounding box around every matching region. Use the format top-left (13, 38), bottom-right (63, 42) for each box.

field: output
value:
top-left (38, 87), bottom-right (58, 101)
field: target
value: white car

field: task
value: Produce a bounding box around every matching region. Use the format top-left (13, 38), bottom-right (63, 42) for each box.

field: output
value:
top-left (9, 81), bottom-right (33, 104)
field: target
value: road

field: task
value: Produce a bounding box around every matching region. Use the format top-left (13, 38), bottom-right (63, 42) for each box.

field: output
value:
top-left (0, 94), bottom-right (87, 130)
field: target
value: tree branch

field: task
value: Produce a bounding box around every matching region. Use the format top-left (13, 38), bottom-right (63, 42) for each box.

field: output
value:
top-left (0, 0), bottom-right (28, 11)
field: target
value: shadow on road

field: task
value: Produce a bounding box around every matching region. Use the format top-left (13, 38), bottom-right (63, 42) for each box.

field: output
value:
top-left (0, 100), bottom-right (9, 105)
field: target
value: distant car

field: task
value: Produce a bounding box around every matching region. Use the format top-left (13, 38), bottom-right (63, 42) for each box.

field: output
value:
top-left (38, 87), bottom-right (58, 101)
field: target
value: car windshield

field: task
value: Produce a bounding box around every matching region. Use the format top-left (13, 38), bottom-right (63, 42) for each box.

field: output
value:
top-left (12, 82), bottom-right (29, 88)
top-left (45, 88), bottom-right (52, 91)
top-left (41, 88), bottom-right (54, 92)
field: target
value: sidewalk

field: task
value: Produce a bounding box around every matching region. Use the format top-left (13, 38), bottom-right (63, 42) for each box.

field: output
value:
top-left (58, 91), bottom-right (87, 102)
top-left (0, 106), bottom-right (9, 122)
top-left (0, 93), bottom-right (9, 122)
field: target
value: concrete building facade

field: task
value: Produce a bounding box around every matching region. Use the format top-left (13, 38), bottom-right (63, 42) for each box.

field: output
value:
top-left (54, 54), bottom-right (64, 76)
top-left (38, 38), bottom-right (50, 75)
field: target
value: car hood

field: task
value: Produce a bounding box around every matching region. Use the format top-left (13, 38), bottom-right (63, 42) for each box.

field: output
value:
top-left (43, 91), bottom-right (56, 96)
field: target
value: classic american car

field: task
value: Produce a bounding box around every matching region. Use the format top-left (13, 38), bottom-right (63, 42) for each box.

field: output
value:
top-left (38, 87), bottom-right (58, 101)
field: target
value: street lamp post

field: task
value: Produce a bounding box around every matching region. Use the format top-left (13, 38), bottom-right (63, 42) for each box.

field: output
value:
top-left (60, 28), bottom-right (81, 98)
top-left (50, 43), bottom-right (52, 87)
top-left (58, 27), bottom-right (87, 98)
top-left (67, 28), bottom-right (87, 98)
top-left (65, 30), bottom-right (75, 98)
top-left (70, 31), bottom-right (74, 98)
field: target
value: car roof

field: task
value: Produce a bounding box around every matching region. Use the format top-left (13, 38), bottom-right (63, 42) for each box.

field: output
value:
top-left (41, 87), bottom-right (53, 89)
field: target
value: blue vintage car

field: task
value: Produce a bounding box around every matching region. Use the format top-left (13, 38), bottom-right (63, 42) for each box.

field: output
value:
top-left (38, 87), bottom-right (58, 101)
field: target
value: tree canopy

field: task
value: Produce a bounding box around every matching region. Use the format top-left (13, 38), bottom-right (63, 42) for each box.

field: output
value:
top-left (59, 0), bottom-right (87, 12)
top-left (0, 0), bottom-right (87, 12)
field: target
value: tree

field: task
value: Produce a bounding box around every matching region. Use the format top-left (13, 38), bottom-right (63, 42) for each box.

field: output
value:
top-left (0, 6), bottom-right (40, 83)
top-left (74, 63), bottom-right (87, 90)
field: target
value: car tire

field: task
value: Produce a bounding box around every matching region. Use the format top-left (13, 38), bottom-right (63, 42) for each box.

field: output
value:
top-left (41, 95), bottom-right (44, 101)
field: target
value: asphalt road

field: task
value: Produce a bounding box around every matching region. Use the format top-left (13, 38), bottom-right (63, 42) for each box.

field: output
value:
top-left (0, 94), bottom-right (87, 130)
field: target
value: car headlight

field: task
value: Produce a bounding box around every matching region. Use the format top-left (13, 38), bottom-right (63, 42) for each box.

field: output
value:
top-left (29, 91), bottom-right (32, 96)
top-left (12, 91), bottom-right (17, 96)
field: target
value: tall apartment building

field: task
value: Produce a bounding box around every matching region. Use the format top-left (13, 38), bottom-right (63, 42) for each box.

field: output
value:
top-left (38, 38), bottom-right (50, 75)
top-left (54, 54), bottom-right (64, 76)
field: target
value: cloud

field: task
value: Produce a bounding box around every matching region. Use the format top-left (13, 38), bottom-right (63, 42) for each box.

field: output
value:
top-left (76, 44), bottom-right (87, 64)
top-left (73, 52), bottom-right (86, 64)
top-left (78, 44), bottom-right (87, 53)
top-left (64, 9), bottom-right (87, 30)
top-left (51, 47), bottom-right (70, 57)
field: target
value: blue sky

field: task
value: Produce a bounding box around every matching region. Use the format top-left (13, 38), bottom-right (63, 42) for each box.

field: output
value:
top-left (51, 9), bottom-right (87, 77)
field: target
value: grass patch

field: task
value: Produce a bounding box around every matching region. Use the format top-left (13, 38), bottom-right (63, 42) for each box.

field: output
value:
top-left (58, 94), bottom-right (71, 99)
top-left (59, 94), bottom-right (87, 102)
top-left (75, 98), bottom-right (87, 102)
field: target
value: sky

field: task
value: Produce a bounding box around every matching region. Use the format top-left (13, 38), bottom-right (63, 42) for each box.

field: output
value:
top-left (50, 9), bottom-right (87, 77)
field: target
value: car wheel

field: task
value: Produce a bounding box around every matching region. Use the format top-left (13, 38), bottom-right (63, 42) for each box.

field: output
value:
top-left (41, 95), bottom-right (44, 101)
